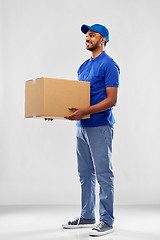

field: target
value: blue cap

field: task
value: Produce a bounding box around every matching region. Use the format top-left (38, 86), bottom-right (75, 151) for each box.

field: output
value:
top-left (81, 24), bottom-right (109, 43)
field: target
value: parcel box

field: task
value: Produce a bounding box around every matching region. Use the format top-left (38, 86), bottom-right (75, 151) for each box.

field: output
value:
top-left (25, 77), bottom-right (90, 119)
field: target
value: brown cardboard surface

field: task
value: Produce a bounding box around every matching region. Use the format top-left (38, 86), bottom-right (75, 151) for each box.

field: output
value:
top-left (25, 77), bottom-right (90, 119)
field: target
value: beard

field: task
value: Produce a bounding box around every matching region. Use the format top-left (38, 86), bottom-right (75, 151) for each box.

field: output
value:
top-left (86, 39), bottom-right (101, 51)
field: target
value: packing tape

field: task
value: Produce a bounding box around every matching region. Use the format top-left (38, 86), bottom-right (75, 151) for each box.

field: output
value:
top-left (33, 79), bottom-right (36, 84)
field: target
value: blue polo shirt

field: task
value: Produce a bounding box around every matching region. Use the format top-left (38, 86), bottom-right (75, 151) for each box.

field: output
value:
top-left (76, 51), bottom-right (120, 127)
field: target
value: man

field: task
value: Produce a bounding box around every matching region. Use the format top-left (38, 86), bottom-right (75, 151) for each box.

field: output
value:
top-left (62, 23), bottom-right (120, 237)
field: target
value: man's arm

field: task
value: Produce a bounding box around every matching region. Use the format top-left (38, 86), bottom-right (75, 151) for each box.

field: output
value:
top-left (64, 87), bottom-right (118, 121)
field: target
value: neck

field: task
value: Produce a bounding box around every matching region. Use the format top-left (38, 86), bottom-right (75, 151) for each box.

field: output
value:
top-left (92, 47), bottom-right (104, 59)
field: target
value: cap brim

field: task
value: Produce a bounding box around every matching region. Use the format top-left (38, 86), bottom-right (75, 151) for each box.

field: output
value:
top-left (81, 24), bottom-right (90, 34)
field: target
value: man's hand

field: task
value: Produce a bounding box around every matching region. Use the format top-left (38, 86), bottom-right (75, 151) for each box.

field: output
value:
top-left (45, 118), bottom-right (53, 121)
top-left (64, 107), bottom-right (88, 121)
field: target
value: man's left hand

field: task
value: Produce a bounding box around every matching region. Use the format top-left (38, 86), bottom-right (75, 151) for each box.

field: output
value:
top-left (64, 107), bottom-right (88, 121)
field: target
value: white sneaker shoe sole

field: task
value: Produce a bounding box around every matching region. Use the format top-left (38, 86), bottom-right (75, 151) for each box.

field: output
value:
top-left (62, 223), bottom-right (96, 229)
top-left (89, 228), bottom-right (113, 236)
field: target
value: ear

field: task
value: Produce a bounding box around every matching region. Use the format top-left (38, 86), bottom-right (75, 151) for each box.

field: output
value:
top-left (101, 37), bottom-right (106, 45)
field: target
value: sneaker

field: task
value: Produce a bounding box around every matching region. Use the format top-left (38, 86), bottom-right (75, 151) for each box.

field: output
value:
top-left (62, 216), bottom-right (96, 229)
top-left (89, 221), bottom-right (113, 236)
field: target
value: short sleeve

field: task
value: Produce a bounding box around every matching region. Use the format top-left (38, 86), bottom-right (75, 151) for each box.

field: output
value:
top-left (104, 61), bottom-right (120, 88)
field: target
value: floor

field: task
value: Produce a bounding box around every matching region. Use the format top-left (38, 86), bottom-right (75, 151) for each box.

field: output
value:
top-left (0, 205), bottom-right (159, 240)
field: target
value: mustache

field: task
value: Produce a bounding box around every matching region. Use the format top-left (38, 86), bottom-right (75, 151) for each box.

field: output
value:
top-left (86, 40), bottom-right (92, 44)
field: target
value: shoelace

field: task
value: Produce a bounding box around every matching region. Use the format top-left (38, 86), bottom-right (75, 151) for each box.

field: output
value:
top-left (94, 221), bottom-right (105, 230)
top-left (69, 217), bottom-right (80, 225)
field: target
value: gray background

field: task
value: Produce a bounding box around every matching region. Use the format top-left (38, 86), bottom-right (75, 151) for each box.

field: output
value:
top-left (0, 0), bottom-right (160, 205)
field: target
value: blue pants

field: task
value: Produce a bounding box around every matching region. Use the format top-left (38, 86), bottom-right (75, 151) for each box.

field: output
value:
top-left (76, 125), bottom-right (114, 226)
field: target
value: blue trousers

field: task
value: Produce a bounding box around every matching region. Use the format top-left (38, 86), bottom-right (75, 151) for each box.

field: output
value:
top-left (76, 125), bottom-right (114, 226)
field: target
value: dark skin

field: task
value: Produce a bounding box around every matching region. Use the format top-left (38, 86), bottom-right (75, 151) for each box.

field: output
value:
top-left (45, 29), bottom-right (118, 121)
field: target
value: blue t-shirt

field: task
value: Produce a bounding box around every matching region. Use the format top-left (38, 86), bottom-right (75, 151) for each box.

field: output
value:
top-left (76, 51), bottom-right (120, 127)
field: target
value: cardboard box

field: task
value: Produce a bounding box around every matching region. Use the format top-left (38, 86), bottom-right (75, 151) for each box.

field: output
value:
top-left (25, 77), bottom-right (90, 119)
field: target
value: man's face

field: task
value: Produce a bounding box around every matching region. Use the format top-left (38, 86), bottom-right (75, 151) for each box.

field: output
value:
top-left (85, 30), bottom-right (103, 51)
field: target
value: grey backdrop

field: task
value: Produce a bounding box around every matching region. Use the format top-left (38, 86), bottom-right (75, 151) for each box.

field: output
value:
top-left (0, 0), bottom-right (160, 205)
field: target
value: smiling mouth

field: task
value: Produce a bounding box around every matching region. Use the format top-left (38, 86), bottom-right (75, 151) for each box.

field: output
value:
top-left (86, 42), bottom-right (92, 46)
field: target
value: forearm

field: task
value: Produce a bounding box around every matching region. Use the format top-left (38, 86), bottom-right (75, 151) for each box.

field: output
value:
top-left (65, 87), bottom-right (118, 120)
top-left (84, 97), bottom-right (116, 115)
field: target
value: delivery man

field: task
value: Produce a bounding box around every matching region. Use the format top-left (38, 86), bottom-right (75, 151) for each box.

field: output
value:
top-left (61, 24), bottom-right (120, 237)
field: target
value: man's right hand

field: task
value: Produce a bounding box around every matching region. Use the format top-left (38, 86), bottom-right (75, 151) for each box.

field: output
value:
top-left (45, 118), bottom-right (53, 121)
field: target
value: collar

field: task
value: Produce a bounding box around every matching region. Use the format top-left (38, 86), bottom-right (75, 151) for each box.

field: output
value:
top-left (90, 51), bottom-right (106, 62)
